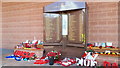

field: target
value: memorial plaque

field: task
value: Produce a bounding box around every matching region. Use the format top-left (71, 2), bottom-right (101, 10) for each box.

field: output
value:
top-left (68, 10), bottom-right (84, 43)
top-left (44, 13), bottom-right (62, 43)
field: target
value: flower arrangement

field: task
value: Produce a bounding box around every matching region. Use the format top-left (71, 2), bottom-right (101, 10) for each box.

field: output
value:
top-left (46, 50), bottom-right (61, 60)
top-left (15, 40), bottom-right (44, 49)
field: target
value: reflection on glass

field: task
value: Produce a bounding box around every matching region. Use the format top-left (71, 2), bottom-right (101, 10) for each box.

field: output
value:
top-left (45, 13), bottom-right (60, 18)
top-left (62, 14), bottom-right (68, 35)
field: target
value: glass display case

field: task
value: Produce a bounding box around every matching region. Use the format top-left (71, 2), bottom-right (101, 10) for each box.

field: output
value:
top-left (43, 1), bottom-right (87, 48)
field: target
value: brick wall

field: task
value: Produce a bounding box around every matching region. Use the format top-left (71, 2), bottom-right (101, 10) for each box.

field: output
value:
top-left (2, 2), bottom-right (52, 48)
top-left (118, 2), bottom-right (120, 48)
top-left (0, 1), bottom-right (2, 48)
top-left (2, 2), bottom-right (119, 48)
top-left (87, 2), bottom-right (119, 47)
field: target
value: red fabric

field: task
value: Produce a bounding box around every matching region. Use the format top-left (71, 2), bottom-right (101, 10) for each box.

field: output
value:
top-left (34, 60), bottom-right (49, 64)
top-left (14, 50), bottom-right (18, 56)
top-left (40, 56), bottom-right (46, 59)
top-left (60, 62), bottom-right (71, 67)
top-left (46, 52), bottom-right (56, 57)
top-left (34, 41), bottom-right (38, 45)
top-left (105, 46), bottom-right (115, 48)
top-left (99, 46), bottom-right (102, 49)
top-left (88, 44), bottom-right (94, 47)
top-left (22, 51), bottom-right (26, 57)
top-left (14, 50), bottom-right (35, 58)
top-left (55, 58), bottom-right (76, 67)
top-left (103, 61), bottom-right (118, 68)
top-left (57, 52), bottom-right (61, 55)
top-left (111, 63), bottom-right (118, 68)
top-left (103, 61), bottom-right (111, 68)
top-left (29, 53), bottom-right (35, 57)
top-left (68, 59), bottom-right (76, 64)
top-left (25, 43), bottom-right (31, 48)
top-left (82, 53), bottom-right (87, 58)
top-left (36, 48), bottom-right (41, 49)
top-left (15, 50), bottom-right (21, 56)
top-left (25, 52), bottom-right (30, 58)
top-left (32, 41), bottom-right (38, 45)
top-left (54, 60), bottom-right (61, 63)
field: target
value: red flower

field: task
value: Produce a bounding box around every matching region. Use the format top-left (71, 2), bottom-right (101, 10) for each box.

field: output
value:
top-left (46, 51), bottom-right (61, 57)
top-left (46, 52), bottom-right (56, 57)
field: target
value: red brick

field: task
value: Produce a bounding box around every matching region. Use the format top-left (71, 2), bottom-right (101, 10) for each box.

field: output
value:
top-left (2, 2), bottom-right (119, 48)
top-left (2, 2), bottom-right (52, 48)
top-left (87, 2), bottom-right (118, 46)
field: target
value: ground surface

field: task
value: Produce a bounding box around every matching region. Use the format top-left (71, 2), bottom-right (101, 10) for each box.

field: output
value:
top-left (1, 46), bottom-right (119, 67)
top-left (1, 46), bottom-right (85, 66)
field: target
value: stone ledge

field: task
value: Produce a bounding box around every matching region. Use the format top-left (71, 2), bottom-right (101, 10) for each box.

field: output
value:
top-left (96, 55), bottom-right (120, 66)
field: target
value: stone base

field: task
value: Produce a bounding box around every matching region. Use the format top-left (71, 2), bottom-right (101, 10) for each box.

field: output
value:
top-left (96, 55), bottom-right (120, 66)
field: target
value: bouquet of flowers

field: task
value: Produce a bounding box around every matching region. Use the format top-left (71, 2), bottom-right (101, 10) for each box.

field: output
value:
top-left (46, 50), bottom-right (61, 60)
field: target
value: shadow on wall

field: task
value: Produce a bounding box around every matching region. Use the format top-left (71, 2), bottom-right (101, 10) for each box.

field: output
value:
top-left (1, 48), bottom-right (14, 55)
